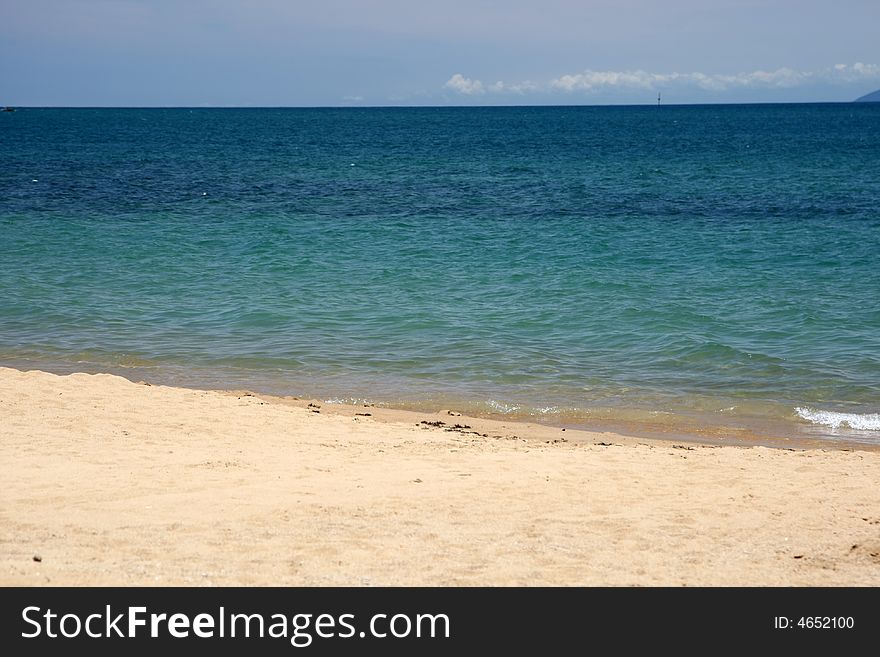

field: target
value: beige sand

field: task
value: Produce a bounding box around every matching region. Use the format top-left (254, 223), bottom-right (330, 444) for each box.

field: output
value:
top-left (1, 366), bottom-right (879, 586)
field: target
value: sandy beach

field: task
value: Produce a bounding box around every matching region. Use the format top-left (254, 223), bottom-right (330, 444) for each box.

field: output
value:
top-left (1, 366), bottom-right (879, 586)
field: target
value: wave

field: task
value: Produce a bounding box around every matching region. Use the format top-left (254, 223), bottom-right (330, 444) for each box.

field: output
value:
top-left (795, 407), bottom-right (880, 431)
top-left (485, 400), bottom-right (522, 414)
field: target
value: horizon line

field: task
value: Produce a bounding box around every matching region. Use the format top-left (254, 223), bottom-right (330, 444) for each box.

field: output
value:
top-left (2, 99), bottom-right (873, 110)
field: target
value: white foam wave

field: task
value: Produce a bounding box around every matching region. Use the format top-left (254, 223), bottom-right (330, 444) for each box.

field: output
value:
top-left (324, 397), bottom-right (373, 406)
top-left (486, 400), bottom-right (521, 414)
top-left (795, 407), bottom-right (880, 431)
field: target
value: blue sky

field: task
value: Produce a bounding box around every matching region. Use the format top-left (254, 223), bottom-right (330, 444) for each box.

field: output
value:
top-left (1, 0), bottom-right (878, 106)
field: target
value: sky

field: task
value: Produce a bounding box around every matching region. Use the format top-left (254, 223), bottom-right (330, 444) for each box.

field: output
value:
top-left (1, 0), bottom-right (879, 106)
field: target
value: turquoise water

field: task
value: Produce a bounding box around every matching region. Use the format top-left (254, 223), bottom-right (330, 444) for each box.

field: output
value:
top-left (2, 105), bottom-right (879, 443)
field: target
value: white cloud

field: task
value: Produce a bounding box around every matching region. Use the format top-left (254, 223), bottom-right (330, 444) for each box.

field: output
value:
top-left (831, 62), bottom-right (880, 81)
top-left (550, 67), bottom-right (815, 92)
top-left (444, 73), bottom-right (484, 95)
top-left (550, 64), bottom-right (880, 93)
top-left (488, 80), bottom-right (537, 94)
top-left (444, 63), bottom-right (880, 97)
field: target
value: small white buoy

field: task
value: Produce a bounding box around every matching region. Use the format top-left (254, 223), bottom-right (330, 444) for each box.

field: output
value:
top-left (350, 163), bottom-right (355, 166)
top-left (202, 192), bottom-right (207, 196)
top-left (32, 179), bottom-right (38, 182)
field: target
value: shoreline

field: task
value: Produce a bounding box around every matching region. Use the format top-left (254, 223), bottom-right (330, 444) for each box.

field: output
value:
top-left (2, 366), bottom-right (880, 586)
top-left (2, 358), bottom-right (875, 451)
top-left (237, 388), bottom-right (877, 453)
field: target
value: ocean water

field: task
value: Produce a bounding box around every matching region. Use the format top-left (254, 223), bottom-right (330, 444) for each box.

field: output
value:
top-left (2, 105), bottom-right (879, 445)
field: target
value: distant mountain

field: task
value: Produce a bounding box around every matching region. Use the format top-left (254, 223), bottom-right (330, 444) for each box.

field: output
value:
top-left (854, 89), bottom-right (880, 102)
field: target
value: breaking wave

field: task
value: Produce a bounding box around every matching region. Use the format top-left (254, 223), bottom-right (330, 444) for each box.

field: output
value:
top-left (795, 407), bottom-right (880, 431)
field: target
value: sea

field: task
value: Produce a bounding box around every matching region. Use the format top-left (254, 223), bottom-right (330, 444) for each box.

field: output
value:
top-left (2, 104), bottom-right (879, 446)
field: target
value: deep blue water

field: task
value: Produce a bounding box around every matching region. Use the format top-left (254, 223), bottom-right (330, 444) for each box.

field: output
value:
top-left (2, 105), bottom-right (879, 443)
